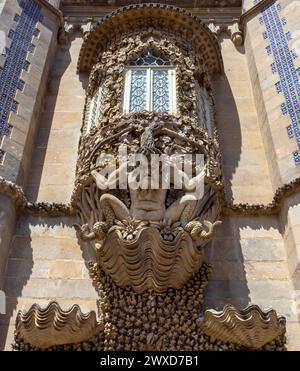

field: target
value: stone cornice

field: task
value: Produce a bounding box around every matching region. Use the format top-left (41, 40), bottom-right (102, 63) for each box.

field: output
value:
top-left (61, 0), bottom-right (242, 7)
top-left (239, 0), bottom-right (276, 29)
top-left (35, 0), bottom-right (64, 26)
top-left (1, 176), bottom-right (300, 217)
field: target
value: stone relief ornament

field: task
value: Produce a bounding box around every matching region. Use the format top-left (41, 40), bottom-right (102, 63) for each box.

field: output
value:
top-left (74, 111), bottom-right (223, 293)
top-left (201, 305), bottom-right (286, 349)
top-left (12, 4), bottom-right (287, 351)
top-left (15, 301), bottom-right (102, 349)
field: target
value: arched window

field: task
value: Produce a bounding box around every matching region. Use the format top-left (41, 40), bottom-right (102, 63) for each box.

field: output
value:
top-left (123, 50), bottom-right (176, 114)
top-left (87, 77), bottom-right (104, 132)
top-left (195, 81), bottom-right (213, 136)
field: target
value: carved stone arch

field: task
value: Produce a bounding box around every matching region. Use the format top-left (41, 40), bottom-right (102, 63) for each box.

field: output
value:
top-left (77, 3), bottom-right (223, 75)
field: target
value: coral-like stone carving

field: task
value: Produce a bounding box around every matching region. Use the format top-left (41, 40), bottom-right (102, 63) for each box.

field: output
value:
top-left (15, 301), bottom-right (102, 349)
top-left (201, 305), bottom-right (286, 349)
top-left (77, 4), bottom-right (223, 74)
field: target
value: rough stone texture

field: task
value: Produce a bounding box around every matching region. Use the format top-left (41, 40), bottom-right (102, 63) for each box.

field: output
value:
top-left (25, 34), bottom-right (87, 204)
top-left (212, 35), bottom-right (273, 205)
top-left (0, 0), bottom-right (300, 351)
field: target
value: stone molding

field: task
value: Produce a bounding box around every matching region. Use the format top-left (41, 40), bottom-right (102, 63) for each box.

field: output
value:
top-left (76, 3), bottom-right (224, 74)
top-left (0, 176), bottom-right (74, 216)
top-left (35, 0), bottom-right (64, 25)
top-left (1, 176), bottom-right (300, 217)
top-left (239, 0), bottom-right (276, 30)
top-left (61, 0), bottom-right (242, 7)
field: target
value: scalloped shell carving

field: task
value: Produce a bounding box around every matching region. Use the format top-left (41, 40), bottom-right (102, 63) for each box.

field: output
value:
top-left (16, 301), bottom-right (102, 349)
top-left (201, 305), bottom-right (286, 349)
top-left (97, 227), bottom-right (203, 293)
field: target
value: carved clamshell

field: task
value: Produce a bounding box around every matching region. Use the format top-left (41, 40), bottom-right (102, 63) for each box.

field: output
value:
top-left (201, 305), bottom-right (286, 349)
top-left (97, 227), bottom-right (203, 293)
top-left (15, 301), bottom-right (102, 349)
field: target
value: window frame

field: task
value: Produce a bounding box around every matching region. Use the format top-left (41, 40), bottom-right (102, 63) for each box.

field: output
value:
top-left (123, 66), bottom-right (177, 115)
top-left (195, 80), bottom-right (213, 137)
top-left (87, 81), bottom-right (104, 133)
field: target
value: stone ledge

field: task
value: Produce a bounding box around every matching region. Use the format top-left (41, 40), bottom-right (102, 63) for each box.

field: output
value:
top-left (1, 175), bottom-right (300, 217)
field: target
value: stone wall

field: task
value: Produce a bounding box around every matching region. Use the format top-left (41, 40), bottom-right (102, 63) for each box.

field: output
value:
top-left (1, 0), bottom-right (300, 351)
top-left (25, 33), bottom-right (87, 203)
top-left (0, 0), bottom-right (63, 350)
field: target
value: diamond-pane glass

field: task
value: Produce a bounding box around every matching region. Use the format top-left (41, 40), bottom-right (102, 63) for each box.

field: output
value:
top-left (129, 70), bottom-right (147, 112)
top-left (152, 70), bottom-right (170, 112)
top-left (88, 83), bottom-right (103, 130)
top-left (131, 50), bottom-right (169, 66)
top-left (196, 82), bottom-right (212, 135)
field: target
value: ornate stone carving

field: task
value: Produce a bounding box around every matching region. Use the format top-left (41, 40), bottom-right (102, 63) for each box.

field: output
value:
top-left (77, 4), bottom-right (223, 74)
top-left (13, 266), bottom-right (286, 352)
top-left (75, 115), bottom-right (222, 292)
top-left (201, 305), bottom-right (286, 349)
top-left (15, 301), bottom-right (102, 349)
top-left (228, 20), bottom-right (243, 46)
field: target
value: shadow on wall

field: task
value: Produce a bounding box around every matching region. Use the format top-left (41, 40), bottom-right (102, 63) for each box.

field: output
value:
top-left (0, 215), bottom-right (97, 350)
top-left (0, 218), bottom-right (32, 350)
top-left (212, 37), bottom-right (243, 205)
top-left (203, 215), bottom-right (282, 312)
top-left (205, 36), bottom-right (249, 310)
top-left (24, 31), bottom-right (88, 202)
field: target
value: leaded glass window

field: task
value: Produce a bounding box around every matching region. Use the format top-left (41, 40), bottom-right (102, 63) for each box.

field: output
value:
top-left (130, 50), bottom-right (170, 66)
top-left (195, 81), bottom-right (213, 136)
top-left (87, 82), bottom-right (104, 132)
top-left (123, 50), bottom-right (176, 114)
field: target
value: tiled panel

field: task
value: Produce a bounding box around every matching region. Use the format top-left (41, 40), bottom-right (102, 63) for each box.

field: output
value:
top-left (256, 1), bottom-right (300, 166)
top-left (0, 0), bottom-right (42, 162)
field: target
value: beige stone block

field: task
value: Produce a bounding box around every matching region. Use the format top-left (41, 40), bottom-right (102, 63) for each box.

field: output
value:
top-left (5, 258), bottom-right (49, 279)
top-left (238, 217), bottom-right (281, 239)
top-left (205, 279), bottom-right (250, 300)
top-left (10, 236), bottom-right (83, 261)
top-left (36, 128), bottom-right (80, 149)
top-left (39, 111), bottom-right (82, 130)
top-left (48, 260), bottom-right (84, 279)
top-left (33, 184), bottom-right (74, 203)
top-left (4, 277), bottom-right (97, 299)
top-left (247, 280), bottom-right (293, 301)
top-left (286, 322), bottom-right (300, 351)
top-left (210, 262), bottom-right (246, 281)
top-left (44, 95), bottom-right (85, 113)
top-left (206, 237), bottom-right (242, 262)
top-left (244, 261), bottom-right (289, 281)
top-left (14, 216), bottom-right (77, 239)
top-left (240, 238), bottom-right (286, 261)
top-left (27, 163), bottom-right (76, 186)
